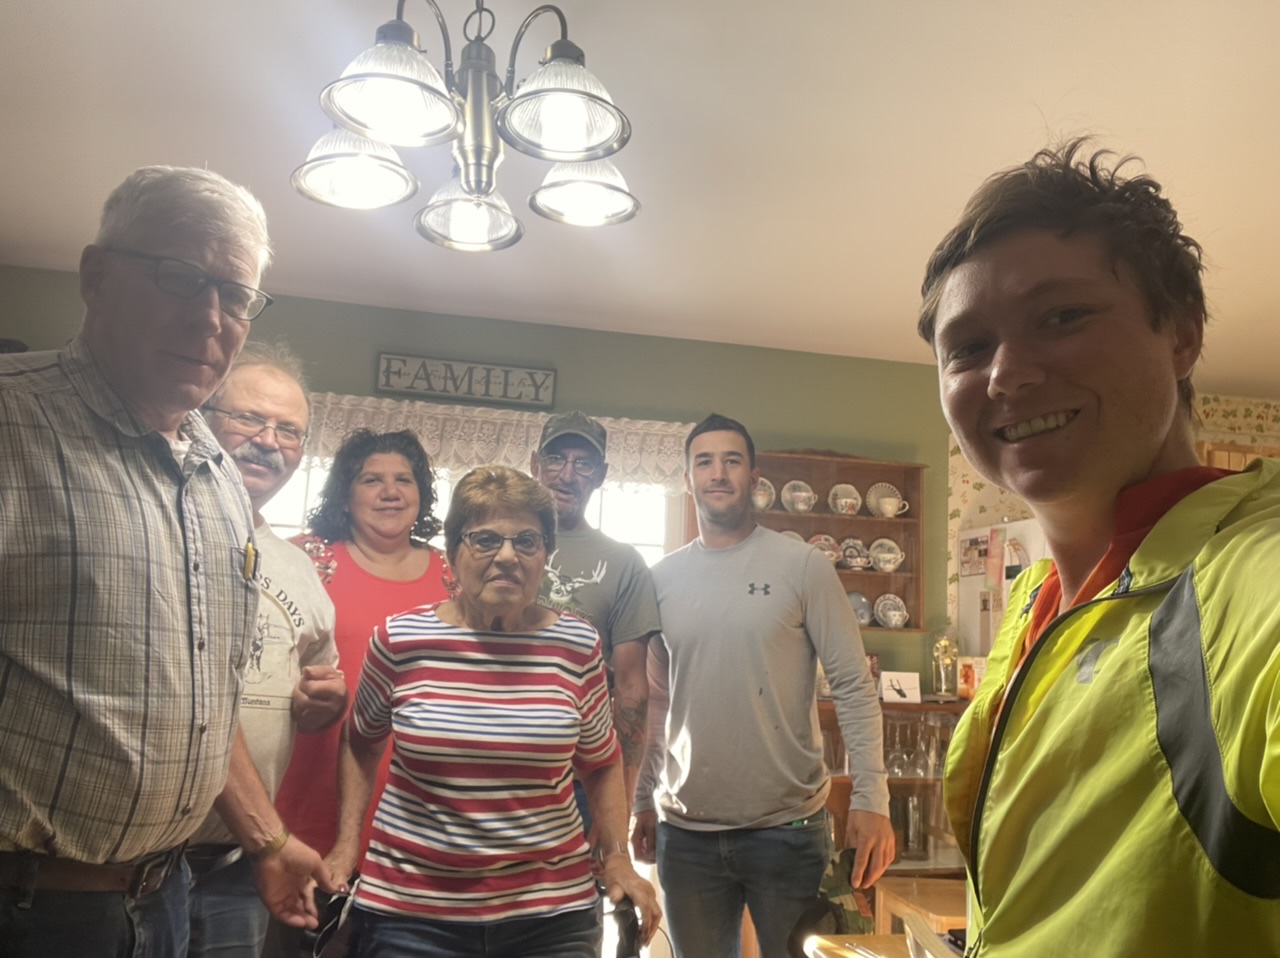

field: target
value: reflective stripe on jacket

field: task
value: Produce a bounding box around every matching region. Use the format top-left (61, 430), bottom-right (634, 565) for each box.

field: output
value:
top-left (945, 459), bottom-right (1280, 957)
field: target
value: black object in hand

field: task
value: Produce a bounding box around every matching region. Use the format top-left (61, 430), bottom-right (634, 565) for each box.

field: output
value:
top-left (612, 894), bottom-right (641, 958)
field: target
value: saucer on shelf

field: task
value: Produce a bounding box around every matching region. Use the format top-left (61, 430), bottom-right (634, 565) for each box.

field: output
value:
top-left (828, 483), bottom-right (862, 515)
top-left (780, 530), bottom-right (805, 542)
top-left (865, 482), bottom-right (903, 517)
top-left (808, 533), bottom-right (841, 564)
top-left (838, 537), bottom-right (872, 570)
top-left (781, 480), bottom-right (818, 513)
top-left (847, 591), bottom-right (874, 627)
top-left (868, 537), bottom-right (905, 573)
top-left (752, 476), bottom-right (776, 511)
top-left (874, 593), bottom-right (909, 628)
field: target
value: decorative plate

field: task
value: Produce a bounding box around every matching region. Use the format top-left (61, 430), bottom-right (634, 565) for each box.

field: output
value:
top-left (874, 593), bottom-right (909, 628)
top-left (808, 533), bottom-right (841, 564)
top-left (847, 591), bottom-right (874, 627)
top-left (828, 482), bottom-right (863, 516)
top-left (838, 536), bottom-right (872, 570)
top-left (869, 537), bottom-right (906, 573)
top-left (751, 476), bottom-right (776, 511)
top-left (864, 481), bottom-right (903, 517)
top-left (780, 530), bottom-right (805, 542)
top-left (781, 479), bottom-right (818, 513)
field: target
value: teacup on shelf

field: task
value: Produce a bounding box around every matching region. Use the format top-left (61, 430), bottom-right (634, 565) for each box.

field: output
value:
top-left (883, 609), bottom-right (909, 628)
top-left (873, 552), bottom-right (905, 573)
top-left (876, 495), bottom-right (910, 517)
top-left (791, 491), bottom-right (818, 513)
top-left (834, 497), bottom-right (859, 515)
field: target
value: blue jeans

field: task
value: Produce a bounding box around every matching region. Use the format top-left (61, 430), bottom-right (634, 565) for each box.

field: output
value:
top-left (656, 814), bottom-right (832, 958)
top-left (0, 855), bottom-right (191, 958)
top-left (187, 851), bottom-right (268, 958)
top-left (350, 901), bottom-right (601, 958)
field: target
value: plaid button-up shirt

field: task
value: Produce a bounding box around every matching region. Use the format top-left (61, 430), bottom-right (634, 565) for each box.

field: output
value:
top-left (0, 336), bottom-right (258, 863)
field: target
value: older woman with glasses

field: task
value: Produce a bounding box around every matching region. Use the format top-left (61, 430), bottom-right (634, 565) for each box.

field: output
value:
top-left (327, 465), bottom-right (660, 958)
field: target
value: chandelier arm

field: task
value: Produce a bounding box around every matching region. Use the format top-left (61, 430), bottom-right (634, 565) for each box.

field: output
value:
top-left (397, 0), bottom-right (456, 90)
top-left (502, 5), bottom-right (569, 97)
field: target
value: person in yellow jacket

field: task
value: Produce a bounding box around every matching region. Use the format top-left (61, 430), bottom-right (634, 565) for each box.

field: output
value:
top-left (915, 139), bottom-right (1280, 956)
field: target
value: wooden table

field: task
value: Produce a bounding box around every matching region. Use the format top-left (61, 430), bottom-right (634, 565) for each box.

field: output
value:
top-left (803, 934), bottom-right (910, 957)
top-left (873, 877), bottom-right (966, 936)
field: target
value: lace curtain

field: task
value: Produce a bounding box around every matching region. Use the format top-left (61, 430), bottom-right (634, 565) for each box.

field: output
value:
top-left (306, 392), bottom-right (695, 492)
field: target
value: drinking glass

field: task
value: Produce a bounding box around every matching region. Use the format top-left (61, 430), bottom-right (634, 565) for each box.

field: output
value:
top-left (905, 716), bottom-right (931, 779)
top-left (885, 717), bottom-right (909, 777)
top-left (902, 794), bottom-right (929, 860)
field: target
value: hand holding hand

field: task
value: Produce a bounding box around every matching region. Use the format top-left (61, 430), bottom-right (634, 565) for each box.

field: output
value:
top-left (292, 665), bottom-right (347, 732)
top-left (322, 843), bottom-right (360, 896)
top-left (252, 834), bottom-right (338, 928)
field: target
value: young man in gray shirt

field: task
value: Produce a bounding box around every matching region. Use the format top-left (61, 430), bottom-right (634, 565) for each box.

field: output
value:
top-left (632, 414), bottom-right (893, 958)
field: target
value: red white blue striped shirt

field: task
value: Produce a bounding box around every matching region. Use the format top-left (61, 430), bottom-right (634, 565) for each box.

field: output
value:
top-left (349, 606), bottom-right (619, 921)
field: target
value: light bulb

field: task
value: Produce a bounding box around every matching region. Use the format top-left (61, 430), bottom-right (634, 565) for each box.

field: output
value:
top-left (536, 93), bottom-right (592, 153)
top-left (448, 199), bottom-right (492, 246)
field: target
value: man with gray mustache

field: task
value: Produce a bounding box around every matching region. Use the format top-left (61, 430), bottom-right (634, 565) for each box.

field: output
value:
top-left (188, 342), bottom-right (347, 958)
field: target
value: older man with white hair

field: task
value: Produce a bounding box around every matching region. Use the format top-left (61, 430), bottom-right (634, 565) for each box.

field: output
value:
top-left (0, 167), bottom-right (334, 958)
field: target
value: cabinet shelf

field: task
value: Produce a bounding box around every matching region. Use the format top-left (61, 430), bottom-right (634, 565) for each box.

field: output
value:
top-left (753, 509), bottom-right (920, 526)
top-left (839, 570), bottom-right (918, 581)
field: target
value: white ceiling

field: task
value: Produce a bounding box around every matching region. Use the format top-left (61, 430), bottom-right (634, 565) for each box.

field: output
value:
top-left (2, 0), bottom-right (1278, 398)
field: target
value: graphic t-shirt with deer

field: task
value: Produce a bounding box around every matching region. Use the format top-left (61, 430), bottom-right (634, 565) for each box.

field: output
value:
top-left (536, 523), bottom-right (661, 666)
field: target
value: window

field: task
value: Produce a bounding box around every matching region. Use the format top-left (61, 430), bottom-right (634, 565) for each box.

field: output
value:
top-left (589, 482), bottom-right (681, 567)
top-left (260, 462), bottom-right (684, 560)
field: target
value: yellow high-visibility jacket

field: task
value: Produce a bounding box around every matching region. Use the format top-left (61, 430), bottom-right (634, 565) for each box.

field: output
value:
top-left (945, 459), bottom-right (1280, 957)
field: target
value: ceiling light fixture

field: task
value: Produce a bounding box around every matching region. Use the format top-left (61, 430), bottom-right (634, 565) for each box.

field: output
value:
top-left (292, 0), bottom-right (639, 252)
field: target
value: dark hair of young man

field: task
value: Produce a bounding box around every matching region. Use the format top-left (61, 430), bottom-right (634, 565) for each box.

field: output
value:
top-left (917, 137), bottom-right (1206, 411)
top-left (684, 413), bottom-right (757, 467)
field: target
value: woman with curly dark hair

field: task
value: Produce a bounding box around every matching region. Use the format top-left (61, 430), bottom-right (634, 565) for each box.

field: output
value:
top-left (270, 429), bottom-right (452, 937)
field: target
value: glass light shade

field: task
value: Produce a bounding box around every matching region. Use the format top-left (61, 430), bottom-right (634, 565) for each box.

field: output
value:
top-left (291, 129), bottom-right (418, 209)
top-left (496, 58), bottom-right (631, 161)
top-left (414, 178), bottom-right (524, 251)
top-left (321, 39), bottom-right (459, 147)
top-left (528, 159), bottom-right (639, 226)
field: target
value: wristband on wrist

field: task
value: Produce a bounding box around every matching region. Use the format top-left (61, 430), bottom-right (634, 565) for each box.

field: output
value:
top-left (599, 840), bottom-right (629, 861)
top-left (249, 826), bottom-right (291, 859)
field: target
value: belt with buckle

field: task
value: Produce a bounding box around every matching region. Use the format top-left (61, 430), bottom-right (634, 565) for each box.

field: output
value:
top-left (0, 846), bottom-right (185, 897)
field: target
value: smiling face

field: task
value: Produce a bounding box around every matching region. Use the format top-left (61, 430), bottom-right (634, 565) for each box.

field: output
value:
top-left (451, 510), bottom-right (548, 617)
top-left (79, 231), bottom-right (260, 435)
top-left (932, 228), bottom-right (1202, 514)
top-left (686, 429), bottom-right (760, 535)
top-left (347, 452), bottom-right (421, 545)
top-left (206, 364), bottom-right (309, 516)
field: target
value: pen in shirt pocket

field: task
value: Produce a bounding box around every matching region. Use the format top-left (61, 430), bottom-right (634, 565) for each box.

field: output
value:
top-left (243, 539), bottom-right (259, 581)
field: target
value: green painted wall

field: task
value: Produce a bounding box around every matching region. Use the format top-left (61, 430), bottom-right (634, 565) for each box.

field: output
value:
top-left (0, 263), bottom-right (951, 674)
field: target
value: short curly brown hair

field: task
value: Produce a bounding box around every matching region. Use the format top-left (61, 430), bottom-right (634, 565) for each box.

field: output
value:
top-left (306, 429), bottom-right (441, 544)
top-left (918, 138), bottom-right (1206, 410)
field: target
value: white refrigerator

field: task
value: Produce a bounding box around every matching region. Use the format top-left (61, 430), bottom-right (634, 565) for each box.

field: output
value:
top-left (956, 517), bottom-right (1050, 656)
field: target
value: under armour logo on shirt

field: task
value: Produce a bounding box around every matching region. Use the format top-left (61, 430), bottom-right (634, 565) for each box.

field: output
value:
top-left (748, 582), bottom-right (771, 596)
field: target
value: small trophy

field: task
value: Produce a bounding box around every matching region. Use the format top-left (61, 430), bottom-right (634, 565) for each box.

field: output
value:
top-left (932, 636), bottom-right (958, 698)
